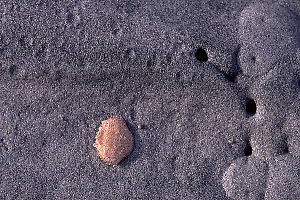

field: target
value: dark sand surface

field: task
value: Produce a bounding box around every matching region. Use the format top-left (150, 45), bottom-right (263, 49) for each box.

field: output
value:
top-left (0, 0), bottom-right (299, 199)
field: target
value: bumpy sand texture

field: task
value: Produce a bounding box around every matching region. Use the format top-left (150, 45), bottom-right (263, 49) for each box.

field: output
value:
top-left (283, 110), bottom-right (300, 157)
top-left (223, 1), bottom-right (300, 199)
top-left (223, 157), bottom-right (268, 199)
top-left (238, 1), bottom-right (300, 77)
top-left (264, 155), bottom-right (300, 199)
top-left (1, 0), bottom-right (299, 199)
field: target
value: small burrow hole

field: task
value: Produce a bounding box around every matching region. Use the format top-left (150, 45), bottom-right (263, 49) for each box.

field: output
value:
top-left (246, 99), bottom-right (256, 115)
top-left (19, 37), bottom-right (25, 46)
top-left (244, 145), bottom-right (252, 156)
top-left (66, 12), bottom-right (74, 24)
top-left (9, 65), bottom-right (17, 75)
top-left (195, 47), bottom-right (208, 62)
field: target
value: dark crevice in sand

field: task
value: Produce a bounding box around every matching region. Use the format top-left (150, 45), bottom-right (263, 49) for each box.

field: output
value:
top-left (244, 145), bottom-right (252, 157)
top-left (245, 98), bottom-right (256, 116)
top-left (263, 160), bottom-right (270, 200)
top-left (195, 47), bottom-right (208, 62)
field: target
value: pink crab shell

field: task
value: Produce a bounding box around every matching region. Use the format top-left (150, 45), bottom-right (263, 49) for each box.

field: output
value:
top-left (94, 117), bottom-right (134, 166)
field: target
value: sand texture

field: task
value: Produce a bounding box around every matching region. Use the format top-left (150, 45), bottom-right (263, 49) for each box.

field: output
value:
top-left (0, 0), bottom-right (299, 199)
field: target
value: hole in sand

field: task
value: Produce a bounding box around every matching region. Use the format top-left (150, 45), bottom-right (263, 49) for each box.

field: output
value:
top-left (9, 65), bottom-right (17, 75)
top-left (246, 99), bottom-right (256, 115)
top-left (195, 47), bottom-right (208, 62)
top-left (244, 145), bottom-right (252, 156)
top-left (224, 72), bottom-right (236, 82)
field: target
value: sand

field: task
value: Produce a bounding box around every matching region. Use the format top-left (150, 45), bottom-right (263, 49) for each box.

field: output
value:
top-left (0, 0), bottom-right (299, 199)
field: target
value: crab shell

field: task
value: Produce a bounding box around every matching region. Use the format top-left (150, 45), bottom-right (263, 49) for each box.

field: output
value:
top-left (94, 117), bottom-right (134, 166)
